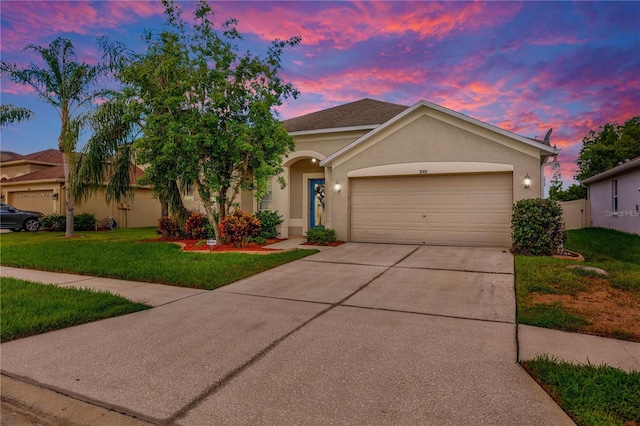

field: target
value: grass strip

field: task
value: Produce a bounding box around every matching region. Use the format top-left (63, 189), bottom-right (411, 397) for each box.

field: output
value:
top-left (524, 355), bottom-right (640, 426)
top-left (0, 228), bottom-right (317, 289)
top-left (1, 278), bottom-right (149, 342)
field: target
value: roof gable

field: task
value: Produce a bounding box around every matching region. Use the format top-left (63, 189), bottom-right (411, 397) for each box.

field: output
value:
top-left (320, 100), bottom-right (558, 166)
top-left (283, 98), bottom-right (409, 133)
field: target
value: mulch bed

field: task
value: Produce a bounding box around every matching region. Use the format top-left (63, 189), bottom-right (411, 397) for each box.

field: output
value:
top-left (146, 237), bottom-right (284, 253)
top-left (301, 241), bottom-right (345, 247)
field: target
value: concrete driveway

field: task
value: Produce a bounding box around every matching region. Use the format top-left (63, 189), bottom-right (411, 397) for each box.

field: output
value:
top-left (0, 243), bottom-right (573, 425)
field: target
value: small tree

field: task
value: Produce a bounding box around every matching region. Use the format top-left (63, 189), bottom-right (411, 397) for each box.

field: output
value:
top-left (511, 198), bottom-right (567, 256)
top-left (548, 170), bottom-right (587, 202)
top-left (77, 0), bottom-right (300, 243)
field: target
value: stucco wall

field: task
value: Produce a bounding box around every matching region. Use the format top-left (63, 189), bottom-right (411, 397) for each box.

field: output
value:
top-left (588, 170), bottom-right (640, 234)
top-left (327, 112), bottom-right (543, 241)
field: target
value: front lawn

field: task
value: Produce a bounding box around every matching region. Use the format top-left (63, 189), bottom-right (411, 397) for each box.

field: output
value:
top-left (0, 228), bottom-right (316, 289)
top-left (1, 277), bottom-right (149, 342)
top-left (515, 228), bottom-right (640, 342)
top-left (524, 355), bottom-right (639, 426)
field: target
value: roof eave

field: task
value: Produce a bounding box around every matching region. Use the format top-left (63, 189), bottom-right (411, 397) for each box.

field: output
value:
top-left (320, 99), bottom-right (557, 167)
top-left (581, 157), bottom-right (640, 185)
top-left (289, 124), bottom-right (379, 137)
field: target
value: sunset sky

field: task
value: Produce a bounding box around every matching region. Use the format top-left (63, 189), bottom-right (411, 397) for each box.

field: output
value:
top-left (1, 1), bottom-right (639, 189)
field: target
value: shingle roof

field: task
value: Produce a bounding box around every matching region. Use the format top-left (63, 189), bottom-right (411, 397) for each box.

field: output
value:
top-left (0, 148), bottom-right (63, 164)
top-left (23, 149), bottom-right (63, 164)
top-left (0, 151), bottom-right (24, 162)
top-left (2, 164), bottom-right (146, 184)
top-left (283, 98), bottom-right (409, 133)
top-left (2, 165), bottom-right (66, 182)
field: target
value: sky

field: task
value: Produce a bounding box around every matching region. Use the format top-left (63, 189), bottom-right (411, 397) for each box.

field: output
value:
top-left (1, 1), bottom-right (639, 190)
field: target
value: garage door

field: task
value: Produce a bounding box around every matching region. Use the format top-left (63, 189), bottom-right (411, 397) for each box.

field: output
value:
top-left (10, 191), bottom-right (54, 215)
top-left (350, 174), bottom-right (512, 246)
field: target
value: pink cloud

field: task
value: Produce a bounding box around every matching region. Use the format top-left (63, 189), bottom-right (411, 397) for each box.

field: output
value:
top-left (217, 1), bottom-right (521, 49)
top-left (0, 1), bottom-right (163, 54)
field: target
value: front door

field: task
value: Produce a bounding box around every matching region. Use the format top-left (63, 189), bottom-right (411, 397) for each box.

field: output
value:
top-left (309, 179), bottom-right (325, 229)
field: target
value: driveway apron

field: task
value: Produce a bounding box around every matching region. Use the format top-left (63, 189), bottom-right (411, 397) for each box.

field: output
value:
top-left (0, 243), bottom-right (573, 425)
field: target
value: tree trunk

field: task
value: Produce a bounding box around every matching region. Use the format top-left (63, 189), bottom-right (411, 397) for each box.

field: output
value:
top-left (62, 151), bottom-right (75, 237)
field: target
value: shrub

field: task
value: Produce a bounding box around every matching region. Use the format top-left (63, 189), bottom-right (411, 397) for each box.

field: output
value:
top-left (249, 236), bottom-right (267, 245)
top-left (40, 214), bottom-right (66, 231)
top-left (220, 210), bottom-right (261, 247)
top-left (254, 210), bottom-right (283, 239)
top-left (74, 213), bottom-right (96, 231)
top-left (512, 198), bottom-right (567, 256)
top-left (185, 211), bottom-right (210, 239)
top-left (306, 227), bottom-right (337, 245)
top-left (157, 216), bottom-right (181, 237)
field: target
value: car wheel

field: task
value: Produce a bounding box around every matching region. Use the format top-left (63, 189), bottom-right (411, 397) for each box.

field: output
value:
top-left (23, 218), bottom-right (41, 232)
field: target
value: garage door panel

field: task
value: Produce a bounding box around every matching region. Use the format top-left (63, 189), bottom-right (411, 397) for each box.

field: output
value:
top-left (10, 191), bottom-right (54, 215)
top-left (350, 174), bottom-right (512, 247)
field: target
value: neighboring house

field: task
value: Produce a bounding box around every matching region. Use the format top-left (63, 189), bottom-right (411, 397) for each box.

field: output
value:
top-left (244, 98), bottom-right (557, 247)
top-left (581, 156), bottom-right (640, 235)
top-left (0, 149), bottom-right (161, 228)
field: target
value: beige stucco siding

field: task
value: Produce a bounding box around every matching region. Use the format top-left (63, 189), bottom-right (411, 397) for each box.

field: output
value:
top-left (328, 113), bottom-right (542, 241)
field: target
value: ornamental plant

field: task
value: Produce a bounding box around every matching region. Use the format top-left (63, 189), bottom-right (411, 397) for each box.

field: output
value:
top-left (511, 198), bottom-right (567, 256)
top-left (157, 216), bottom-right (181, 238)
top-left (185, 211), bottom-right (210, 239)
top-left (306, 228), bottom-right (337, 245)
top-left (254, 210), bottom-right (283, 239)
top-left (220, 210), bottom-right (261, 247)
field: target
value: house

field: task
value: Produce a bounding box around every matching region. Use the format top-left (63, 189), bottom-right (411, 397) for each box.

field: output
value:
top-left (581, 156), bottom-right (640, 235)
top-left (256, 98), bottom-right (558, 247)
top-left (0, 149), bottom-right (161, 228)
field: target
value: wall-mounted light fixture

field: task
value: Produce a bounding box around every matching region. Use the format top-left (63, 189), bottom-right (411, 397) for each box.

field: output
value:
top-left (334, 180), bottom-right (342, 193)
top-left (52, 193), bottom-right (59, 200)
top-left (523, 174), bottom-right (532, 189)
top-left (311, 158), bottom-right (317, 163)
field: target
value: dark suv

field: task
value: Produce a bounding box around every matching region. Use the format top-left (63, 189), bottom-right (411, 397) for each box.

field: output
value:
top-left (0, 202), bottom-right (43, 232)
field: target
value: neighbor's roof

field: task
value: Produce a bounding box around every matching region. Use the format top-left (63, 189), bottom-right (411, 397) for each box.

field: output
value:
top-left (320, 99), bottom-right (558, 166)
top-left (1, 164), bottom-right (146, 185)
top-left (283, 98), bottom-right (409, 133)
top-left (0, 148), bottom-right (62, 165)
top-left (581, 156), bottom-right (640, 185)
top-left (1, 165), bottom-right (66, 183)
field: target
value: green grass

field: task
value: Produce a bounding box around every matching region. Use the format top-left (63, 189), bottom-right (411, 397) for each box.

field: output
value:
top-left (524, 355), bottom-right (640, 426)
top-left (515, 228), bottom-right (640, 333)
top-left (0, 228), bottom-right (316, 289)
top-left (1, 277), bottom-right (149, 342)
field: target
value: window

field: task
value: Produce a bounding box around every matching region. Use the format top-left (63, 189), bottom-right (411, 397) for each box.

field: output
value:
top-left (259, 180), bottom-right (273, 210)
top-left (612, 180), bottom-right (618, 211)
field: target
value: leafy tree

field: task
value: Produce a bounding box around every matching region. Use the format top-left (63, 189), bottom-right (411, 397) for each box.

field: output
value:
top-left (0, 104), bottom-right (34, 128)
top-left (76, 0), bottom-right (299, 243)
top-left (576, 116), bottom-right (640, 181)
top-left (548, 171), bottom-right (587, 201)
top-left (1, 38), bottom-right (108, 236)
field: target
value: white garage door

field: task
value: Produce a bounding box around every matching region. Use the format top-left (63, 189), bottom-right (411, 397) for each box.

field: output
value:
top-left (350, 174), bottom-right (512, 246)
top-left (10, 191), bottom-right (54, 215)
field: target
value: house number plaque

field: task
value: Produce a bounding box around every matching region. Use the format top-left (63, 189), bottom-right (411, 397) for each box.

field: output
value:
top-left (419, 169), bottom-right (428, 175)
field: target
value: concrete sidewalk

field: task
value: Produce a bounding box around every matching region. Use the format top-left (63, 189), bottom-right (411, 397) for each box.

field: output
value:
top-left (1, 244), bottom-right (638, 425)
top-left (0, 266), bottom-right (206, 307)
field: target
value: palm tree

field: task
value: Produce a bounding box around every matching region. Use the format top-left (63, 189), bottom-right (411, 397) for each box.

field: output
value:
top-left (1, 38), bottom-right (107, 236)
top-left (0, 104), bottom-right (34, 128)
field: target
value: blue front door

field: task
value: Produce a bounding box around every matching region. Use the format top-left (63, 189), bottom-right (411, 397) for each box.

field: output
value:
top-left (309, 179), bottom-right (325, 229)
